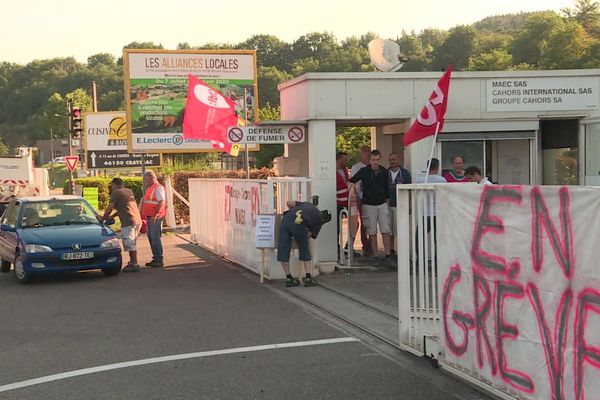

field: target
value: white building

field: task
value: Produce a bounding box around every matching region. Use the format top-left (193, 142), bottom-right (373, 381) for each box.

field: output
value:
top-left (278, 69), bottom-right (600, 263)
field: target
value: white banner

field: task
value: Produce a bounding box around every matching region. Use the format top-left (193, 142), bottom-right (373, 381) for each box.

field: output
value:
top-left (486, 76), bottom-right (599, 112)
top-left (437, 184), bottom-right (600, 400)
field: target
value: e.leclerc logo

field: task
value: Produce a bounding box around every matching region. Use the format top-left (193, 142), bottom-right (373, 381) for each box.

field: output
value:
top-left (172, 135), bottom-right (184, 145)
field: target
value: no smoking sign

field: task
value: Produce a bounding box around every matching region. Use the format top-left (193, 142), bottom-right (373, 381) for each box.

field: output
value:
top-left (227, 125), bottom-right (306, 144)
top-left (288, 127), bottom-right (304, 143)
top-left (228, 127), bottom-right (244, 143)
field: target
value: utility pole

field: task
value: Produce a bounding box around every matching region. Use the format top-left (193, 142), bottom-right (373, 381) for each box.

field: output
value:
top-left (67, 100), bottom-right (74, 194)
top-left (50, 127), bottom-right (55, 187)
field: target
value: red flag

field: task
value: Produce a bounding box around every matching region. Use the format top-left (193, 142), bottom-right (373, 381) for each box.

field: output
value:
top-left (403, 65), bottom-right (453, 146)
top-left (182, 74), bottom-right (239, 153)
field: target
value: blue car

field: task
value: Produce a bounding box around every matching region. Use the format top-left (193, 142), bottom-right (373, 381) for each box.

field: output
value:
top-left (0, 195), bottom-right (122, 283)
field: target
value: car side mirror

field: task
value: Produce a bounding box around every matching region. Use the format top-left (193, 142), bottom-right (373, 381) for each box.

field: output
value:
top-left (105, 218), bottom-right (116, 226)
top-left (0, 224), bottom-right (15, 232)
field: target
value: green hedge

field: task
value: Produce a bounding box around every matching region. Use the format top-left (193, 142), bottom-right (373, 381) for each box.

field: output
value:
top-left (171, 168), bottom-right (275, 223)
top-left (63, 177), bottom-right (143, 210)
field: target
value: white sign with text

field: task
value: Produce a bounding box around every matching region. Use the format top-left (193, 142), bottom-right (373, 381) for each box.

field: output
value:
top-left (486, 77), bottom-right (599, 112)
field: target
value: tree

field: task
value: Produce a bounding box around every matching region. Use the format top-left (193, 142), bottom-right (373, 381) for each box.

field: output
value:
top-left (237, 34), bottom-right (292, 71)
top-left (468, 49), bottom-right (513, 70)
top-left (291, 32), bottom-right (339, 63)
top-left (253, 105), bottom-right (284, 168)
top-left (0, 138), bottom-right (9, 155)
top-left (336, 127), bottom-right (370, 166)
top-left (257, 66), bottom-right (292, 108)
top-left (563, 0), bottom-right (600, 30)
top-left (28, 92), bottom-right (68, 141)
top-left (511, 12), bottom-right (564, 67)
top-left (433, 25), bottom-right (478, 70)
top-left (66, 88), bottom-right (93, 113)
top-left (87, 53), bottom-right (116, 68)
top-left (539, 19), bottom-right (591, 69)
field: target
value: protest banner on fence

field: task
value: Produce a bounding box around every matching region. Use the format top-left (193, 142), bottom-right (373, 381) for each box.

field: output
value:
top-left (437, 184), bottom-right (600, 400)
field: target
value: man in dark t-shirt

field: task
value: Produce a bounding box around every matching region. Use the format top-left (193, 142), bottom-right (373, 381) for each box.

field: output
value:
top-left (102, 178), bottom-right (143, 272)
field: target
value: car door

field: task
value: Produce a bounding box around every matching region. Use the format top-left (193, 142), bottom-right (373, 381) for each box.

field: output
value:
top-left (0, 203), bottom-right (19, 260)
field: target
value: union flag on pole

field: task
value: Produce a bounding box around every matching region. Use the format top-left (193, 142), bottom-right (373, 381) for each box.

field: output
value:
top-left (182, 74), bottom-right (239, 154)
top-left (403, 65), bottom-right (453, 146)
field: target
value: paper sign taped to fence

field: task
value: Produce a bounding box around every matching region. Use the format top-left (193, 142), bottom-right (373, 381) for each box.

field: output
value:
top-left (255, 215), bottom-right (276, 248)
top-left (436, 184), bottom-right (600, 400)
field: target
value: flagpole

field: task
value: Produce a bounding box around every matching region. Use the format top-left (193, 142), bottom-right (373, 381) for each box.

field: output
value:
top-left (423, 121), bottom-right (440, 184)
top-left (243, 88), bottom-right (250, 179)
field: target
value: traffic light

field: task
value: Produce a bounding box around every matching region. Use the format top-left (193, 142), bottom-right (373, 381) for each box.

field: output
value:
top-left (71, 106), bottom-right (83, 138)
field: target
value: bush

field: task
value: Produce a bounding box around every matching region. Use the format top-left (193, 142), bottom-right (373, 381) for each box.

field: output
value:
top-left (64, 177), bottom-right (143, 210)
top-left (63, 169), bottom-right (275, 221)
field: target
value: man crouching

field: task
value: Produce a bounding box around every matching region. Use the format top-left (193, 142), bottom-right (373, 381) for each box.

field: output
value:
top-left (277, 200), bottom-right (331, 287)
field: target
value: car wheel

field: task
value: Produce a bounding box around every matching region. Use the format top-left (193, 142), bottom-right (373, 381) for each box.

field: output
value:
top-left (102, 267), bottom-right (121, 277)
top-left (14, 254), bottom-right (34, 284)
top-left (0, 258), bottom-right (11, 273)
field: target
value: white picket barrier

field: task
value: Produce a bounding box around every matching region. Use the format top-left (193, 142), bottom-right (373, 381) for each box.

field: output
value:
top-left (189, 177), bottom-right (311, 279)
top-left (396, 184), bottom-right (443, 356)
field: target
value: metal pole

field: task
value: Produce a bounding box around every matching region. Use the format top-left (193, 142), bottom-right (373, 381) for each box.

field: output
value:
top-left (50, 128), bottom-right (55, 187)
top-left (243, 88), bottom-right (250, 179)
top-left (67, 102), bottom-right (74, 194)
top-left (141, 153), bottom-right (147, 192)
top-left (92, 81), bottom-right (98, 112)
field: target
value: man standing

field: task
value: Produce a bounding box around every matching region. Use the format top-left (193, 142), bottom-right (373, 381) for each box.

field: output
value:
top-left (350, 145), bottom-right (373, 256)
top-left (335, 152), bottom-right (349, 245)
top-left (141, 170), bottom-right (166, 268)
top-left (277, 201), bottom-right (330, 287)
top-left (102, 178), bottom-right (143, 273)
top-left (388, 153), bottom-right (412, 256)
top-left (349, 149), bottom-right (393, 265)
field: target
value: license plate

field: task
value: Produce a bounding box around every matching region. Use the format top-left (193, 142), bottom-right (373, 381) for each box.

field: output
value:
top-left (62, 252), bottom-right (94, 260)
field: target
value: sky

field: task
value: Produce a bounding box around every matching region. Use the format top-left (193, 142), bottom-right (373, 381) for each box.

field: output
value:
top-left (1, 0), bottom-right (575, 64)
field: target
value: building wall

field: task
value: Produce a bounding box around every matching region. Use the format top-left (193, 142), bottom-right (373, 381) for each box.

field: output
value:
top-left (36, 139), bottom-right (69, 165)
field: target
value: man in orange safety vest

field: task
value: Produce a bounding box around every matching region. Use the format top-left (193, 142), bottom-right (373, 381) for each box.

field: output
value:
top-left (141, 170), bottom-right (166, 268)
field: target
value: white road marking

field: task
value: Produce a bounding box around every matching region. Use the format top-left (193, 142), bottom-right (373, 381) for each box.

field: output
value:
top-left (0, 337), bottom-right (359, 393)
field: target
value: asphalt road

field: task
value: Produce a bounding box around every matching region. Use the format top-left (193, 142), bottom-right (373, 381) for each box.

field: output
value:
top-left (0, 235), bottom-right (488, 400)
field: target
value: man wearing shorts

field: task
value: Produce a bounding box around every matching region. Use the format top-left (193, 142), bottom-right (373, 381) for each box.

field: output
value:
top-left (277, 201), bottom-right (329, 287)
top-left (349, 149), bottom-right (393, 266)
top-left (102, 178), bottom-right (143, 273)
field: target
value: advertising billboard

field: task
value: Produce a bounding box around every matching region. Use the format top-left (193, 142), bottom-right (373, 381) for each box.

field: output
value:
top-left (123, 49), bottom-right (258, 153)
top-left (84, 111), bottom-right (161, 168)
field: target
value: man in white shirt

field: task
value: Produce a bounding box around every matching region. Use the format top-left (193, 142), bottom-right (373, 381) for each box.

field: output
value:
top-left (415, 158), bottom-right (447, 217)
top-left (465, 165), bottom-right (493, 185)
top-left (350, 145), bottom-right (373, 256)
top-left (415, 158), bottom-right (446, 265)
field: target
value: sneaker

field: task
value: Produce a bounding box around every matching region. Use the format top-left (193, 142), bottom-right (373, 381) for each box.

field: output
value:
top-left (145, 261), bottom-right (154, 267)
top-left (123, 264), bottom-right (141, 273)
top-left (286, 277), bottom-right (300, 287)
top-left (148, 261), bottom-right (164, 268)
top-left (303, 277), bottom-right (316, 287)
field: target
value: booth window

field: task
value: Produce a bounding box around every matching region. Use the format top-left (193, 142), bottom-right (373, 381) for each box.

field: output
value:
top-left (541, 119), bottom-right (579, 185)
top-left (586, 123), bottom-right (600, 176)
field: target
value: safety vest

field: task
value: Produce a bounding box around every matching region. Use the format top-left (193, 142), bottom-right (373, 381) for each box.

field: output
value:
top-left (336, 168), bottom-right (349, 206)
top-left (142, 182), bottom-right (166, 218)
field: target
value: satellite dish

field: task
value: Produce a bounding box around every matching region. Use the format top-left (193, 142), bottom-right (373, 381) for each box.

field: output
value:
top-left (368, 39), bottom-right (407, 72)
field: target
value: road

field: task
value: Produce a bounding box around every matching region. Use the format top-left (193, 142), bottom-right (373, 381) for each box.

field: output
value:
top-left (0, 234), bottom-right (488, 400)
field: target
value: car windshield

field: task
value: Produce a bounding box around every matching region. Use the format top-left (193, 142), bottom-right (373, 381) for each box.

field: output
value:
top-left (21, 200), bottom-right (99, 228)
